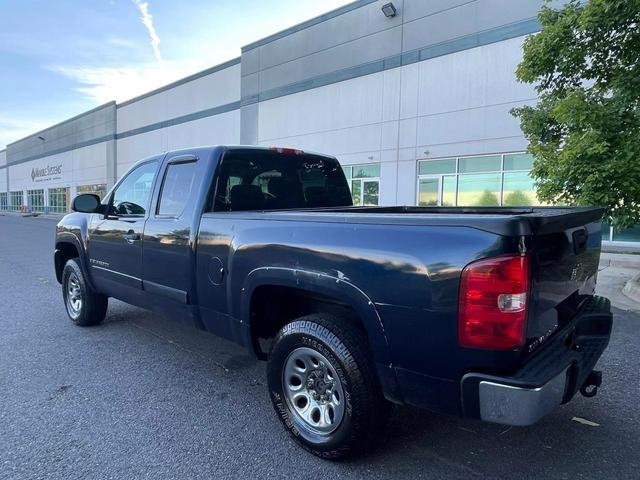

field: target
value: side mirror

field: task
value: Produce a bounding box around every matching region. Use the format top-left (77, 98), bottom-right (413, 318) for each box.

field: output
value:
top-left (72, 194), bottom-right (103, 213)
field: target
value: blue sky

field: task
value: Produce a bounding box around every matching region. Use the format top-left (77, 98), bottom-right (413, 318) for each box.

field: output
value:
top-left (0, 0), bottom-right (352, 148)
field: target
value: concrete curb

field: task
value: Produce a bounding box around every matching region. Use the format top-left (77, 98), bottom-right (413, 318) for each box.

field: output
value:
top-left (596, 253), bottom-right (640, 312)
top-left (0, 212), bottom-right (64, 220)
top-left (623, 273), bottom-right (640, 304)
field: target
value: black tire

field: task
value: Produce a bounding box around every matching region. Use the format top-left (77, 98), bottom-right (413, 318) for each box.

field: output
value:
top-left (62, 258), bottom-right (108, 326)
top-left (267, 313), bottom-right (390, 460)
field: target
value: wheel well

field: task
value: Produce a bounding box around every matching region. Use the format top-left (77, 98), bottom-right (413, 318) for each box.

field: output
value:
top-left (55, 242), bottom-right (79, 283)
top-left (250, 285), bottom-right (366, 359)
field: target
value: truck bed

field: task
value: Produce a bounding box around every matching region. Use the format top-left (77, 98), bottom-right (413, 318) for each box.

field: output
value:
top-left (209, 206), bottom-right (604, 237)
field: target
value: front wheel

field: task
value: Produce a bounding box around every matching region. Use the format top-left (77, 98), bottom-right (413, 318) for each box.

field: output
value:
top-left (62, 258), bottom-right (108, 326)
top-left (267, 313), bottom-right (390, 460)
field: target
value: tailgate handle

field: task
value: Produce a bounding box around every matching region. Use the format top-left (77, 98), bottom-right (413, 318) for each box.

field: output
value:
top-left (572, 229), bottom-right (588, 254)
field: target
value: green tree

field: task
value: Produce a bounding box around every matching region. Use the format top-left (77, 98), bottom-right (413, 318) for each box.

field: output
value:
top-left (504, 190), bottom-right (532, 206)
top-left (476, 189), bottom-right (499, 206)
top-left (512, 0), bottom-right (640, 229)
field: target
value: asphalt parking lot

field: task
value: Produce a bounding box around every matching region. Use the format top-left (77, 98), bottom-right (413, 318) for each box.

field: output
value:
top-left (1, 214), bottom-right (639, 479)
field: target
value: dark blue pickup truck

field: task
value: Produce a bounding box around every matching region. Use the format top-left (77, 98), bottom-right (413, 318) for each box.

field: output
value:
top-left (55, 145), bottom-right (612, 459)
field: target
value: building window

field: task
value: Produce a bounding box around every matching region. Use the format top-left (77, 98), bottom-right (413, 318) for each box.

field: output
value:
top-left (77, 184), bottom-right (107, 200)
top-left (417, 153), bottom-right (540, 207)
top-left (10, 191), bottom-right (23, 212)
top-left (0, 193), bottom-right (7, 211)
top-left (612, 225), bottom-right (640, 243)
top-left (343, 164), bottom-right (380, 206)
top-left (27, 189), bottom-right (45, 213)
top-left (48, 187), bottom-right (69, 214)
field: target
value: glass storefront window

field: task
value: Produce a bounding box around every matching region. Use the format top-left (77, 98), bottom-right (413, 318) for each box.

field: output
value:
top-left (0, 192), bottom-right (7, 211)
top-left (418, 176), bottom-right (457, 206)
top-left (458, 155), bottom-right (501, 173)
top-left (504, 153), bottom-right (534, 171)
top-left (345, 164), bottom-right (380, 206)
top-left (10, 191), bottom-right (23, 212)
top-left (48, 188), bottom-right (69, 214)
top-left (442, 176), bottom-right (456, 206)
top-left (363, 181), bottom-right (379, 206)
top-left (77, 184), bottom-right (107, 200)
top-left (415, 152), bottom-right (637, 244)
top-left (418, 178), bottom-right (439, 206)
top-left (612, 225), bottom-right (640, 243)
top-left (418, 159), bottom-right (456, 175)
top-left (502, 171), bottom-right (541, 206)
top-left (351, 179), bottom-right (362, 206)
top-left (601, 222), bottom-right (612, 242)
top-left (418, 152), bottom-right (540, 208)
top-left (27, 189), bottom-right (45, 213)
top-left (352, 165), bottom-right (380, 178)
top-left (457, 173), bottom-right (501, 206)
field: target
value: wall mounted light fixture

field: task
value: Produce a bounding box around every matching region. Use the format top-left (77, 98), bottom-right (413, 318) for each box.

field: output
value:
top-left (381, 2), bottom-right (397, 18)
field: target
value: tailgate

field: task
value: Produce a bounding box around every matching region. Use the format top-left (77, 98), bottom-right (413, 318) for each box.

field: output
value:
top-left (524, 207), bottom-right (604, 354)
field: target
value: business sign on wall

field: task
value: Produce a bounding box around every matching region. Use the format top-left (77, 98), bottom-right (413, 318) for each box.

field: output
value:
top-left (31, 164), bottom-right (63, 183)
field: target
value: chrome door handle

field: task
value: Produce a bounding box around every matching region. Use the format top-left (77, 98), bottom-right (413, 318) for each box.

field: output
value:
top-left (124, 230), bottom-right (140, 244)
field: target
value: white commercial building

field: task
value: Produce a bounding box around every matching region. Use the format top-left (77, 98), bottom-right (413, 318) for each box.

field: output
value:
top-left (0, 0), bottom-right (634, 244)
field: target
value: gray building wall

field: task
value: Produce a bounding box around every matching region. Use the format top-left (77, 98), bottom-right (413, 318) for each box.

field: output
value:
top-left (7, 102), bottom-right (116, 170)
top-left (239, 0), bottom-right (551, 145)
top-left (5, 103), bottom-right (117, 211)
top-left (0, 149), bottom-right (6, 195)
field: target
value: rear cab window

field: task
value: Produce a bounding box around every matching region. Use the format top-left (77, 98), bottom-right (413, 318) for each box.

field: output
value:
top-left (212, 149), bottom-right (353, 212)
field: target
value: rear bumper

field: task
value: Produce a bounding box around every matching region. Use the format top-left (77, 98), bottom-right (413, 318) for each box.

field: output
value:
top-left (461, 295), bottom-right (612, 426)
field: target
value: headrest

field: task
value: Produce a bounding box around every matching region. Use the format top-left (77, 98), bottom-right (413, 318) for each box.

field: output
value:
top-left (230, 184), bottom-right (264, 211)
top-left (304, 186), bottom-right (327, 206)
top-left (268, 177), bottom-right (288, 197)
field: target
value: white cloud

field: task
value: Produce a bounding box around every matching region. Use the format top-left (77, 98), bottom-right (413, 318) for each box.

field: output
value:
top-left (131, 0), bottom-right (163, 63)
top-left (50, 59), bottom-right (212, 104)
top-left (0, 115), bottom-right (54, 149)
top-left (106, 36), bottom-right (139, 49)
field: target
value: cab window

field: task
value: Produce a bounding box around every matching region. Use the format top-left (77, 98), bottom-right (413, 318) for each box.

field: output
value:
top-left (157, 161), bottom-right (197, 217)
top-left (111, 161), bottom-right (159, 216)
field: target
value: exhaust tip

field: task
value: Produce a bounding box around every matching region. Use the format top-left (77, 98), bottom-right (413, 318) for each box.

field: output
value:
top-left (580, 370), bottom-right (602, 398)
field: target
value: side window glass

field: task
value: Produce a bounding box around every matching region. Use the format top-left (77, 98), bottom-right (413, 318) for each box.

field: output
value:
top-left (112, 161), bottom-right (158, 216)
top-left (157, 161), bottom-right (197, 216)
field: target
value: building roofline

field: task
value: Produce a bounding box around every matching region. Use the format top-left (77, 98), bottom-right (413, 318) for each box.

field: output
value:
top-left (6, 101), bottom-right (116, 148)
top-left (241, 0), bottom-right (377, 52)
top-left (117, 57), bottom-right (241, 108)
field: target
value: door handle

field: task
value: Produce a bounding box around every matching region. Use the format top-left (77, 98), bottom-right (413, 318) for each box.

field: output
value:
top-left (124, 230), bottom-right (140, 244)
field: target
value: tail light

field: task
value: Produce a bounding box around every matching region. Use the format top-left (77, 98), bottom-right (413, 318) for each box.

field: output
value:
top-left (458, 253), bottom-right (530, 350)
top-left (269, 147), bottom-right (304, 156)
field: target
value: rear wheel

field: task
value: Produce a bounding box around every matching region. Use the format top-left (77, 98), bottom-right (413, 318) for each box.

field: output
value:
top-left (62, 258), bottom-right (108, 326)
top-left (267, 313), bottom-right (390, 460)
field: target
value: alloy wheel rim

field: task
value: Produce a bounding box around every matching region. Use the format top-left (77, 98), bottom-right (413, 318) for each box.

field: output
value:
top-left (282, 347), bottom-right (345, 435)
top-left (66, 272), bottom-right (82, 317)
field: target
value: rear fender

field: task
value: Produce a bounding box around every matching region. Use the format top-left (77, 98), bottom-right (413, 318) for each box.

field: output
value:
top-left (240, 267), bottom-right (392, 366)
top-left (240, 267), bottom-right (402, 402)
